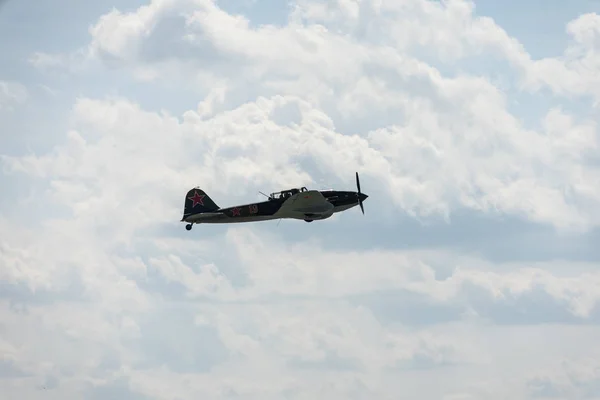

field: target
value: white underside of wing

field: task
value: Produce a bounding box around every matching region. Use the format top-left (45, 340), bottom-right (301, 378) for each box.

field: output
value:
top-left (275, 190), bottom-right (334, 219)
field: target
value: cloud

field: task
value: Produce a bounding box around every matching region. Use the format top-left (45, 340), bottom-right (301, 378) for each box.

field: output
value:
top-left (66, 0), bottom-right (600, 104)
top-left (2, 0), bottom-right (600, 399)
top-left (4, 92), bottom-right (598, 231)
top-left (521, 12), bottom-right (600, 101)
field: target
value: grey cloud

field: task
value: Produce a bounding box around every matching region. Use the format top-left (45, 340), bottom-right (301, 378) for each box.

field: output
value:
top-left (0, 278), bottom-right (89, 310)
top-left (37, 374), bottom-right (59, 390)
top-left (391, 350), bottom-right (459, 371)
top-left (278, 374), bottom-right (373, 399)
top-left (287, 349), bottom-right (363, 372)
top-left (139, 14), bottom-right (244, 68)
top-left (350, 273), bottom-right (600, 327)
top-left (0, 359), bottom-right (30, 379)
top-left (128, 302), bottom-right (229, 373)
top-left (134, 264), bottom-right (192, 301)
top-left (350, 289), bottom-right (465, 327)
top-left (528, 373), bottom-right (600, 399)
top-left (528, 378), bottom-right (568, 398)
top-left (458, 281), bottom-right (586, 325)
top-left (87, 377), bottom-right (152, 400)
top-left (271, 209), bottom-right (600, 263)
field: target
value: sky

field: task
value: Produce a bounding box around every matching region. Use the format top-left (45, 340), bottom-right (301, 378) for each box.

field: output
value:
top-left (1, 0), bottom-right (600, 399)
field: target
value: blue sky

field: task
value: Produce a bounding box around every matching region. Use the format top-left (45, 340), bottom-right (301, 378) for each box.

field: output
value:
top-left (2, 0), bottom-right (600, 399)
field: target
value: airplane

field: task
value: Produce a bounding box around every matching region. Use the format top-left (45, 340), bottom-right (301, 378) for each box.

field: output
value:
top-left (181, 172), bottom-right (368, 230)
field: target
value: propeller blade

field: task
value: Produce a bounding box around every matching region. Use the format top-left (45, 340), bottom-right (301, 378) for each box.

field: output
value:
top-left (356, 171), bottom-right (364, 214)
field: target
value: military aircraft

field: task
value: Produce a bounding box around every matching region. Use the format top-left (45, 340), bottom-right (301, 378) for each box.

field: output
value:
top-left (181, 172), bottom-right (368, 230)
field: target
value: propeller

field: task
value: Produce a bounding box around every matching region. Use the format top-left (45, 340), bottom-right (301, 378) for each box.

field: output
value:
top-left (356, 171), bottom-right (365, 214)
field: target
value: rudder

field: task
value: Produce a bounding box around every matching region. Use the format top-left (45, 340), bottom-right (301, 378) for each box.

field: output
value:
top-left (182, 188), bottom-right (220, 219)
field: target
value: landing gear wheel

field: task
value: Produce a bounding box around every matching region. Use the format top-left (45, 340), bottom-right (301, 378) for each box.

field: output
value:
top-left (185, 224), bottom-right (193, 231)
top-left (304, 219), bottom-right (313, 223)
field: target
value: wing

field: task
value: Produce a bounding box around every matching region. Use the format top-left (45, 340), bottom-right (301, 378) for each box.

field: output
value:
top-left (284, 190), bottom-right (333, 214)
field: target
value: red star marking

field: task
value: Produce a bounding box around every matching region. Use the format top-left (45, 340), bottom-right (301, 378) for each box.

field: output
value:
top-left (231, 207), bottom-right (241, 216)
top-left (188, 191), bottom-right (205, 207)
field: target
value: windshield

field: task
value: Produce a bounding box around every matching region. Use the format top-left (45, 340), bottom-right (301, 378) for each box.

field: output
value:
top-left (269, 187), bottom-right (307, 199)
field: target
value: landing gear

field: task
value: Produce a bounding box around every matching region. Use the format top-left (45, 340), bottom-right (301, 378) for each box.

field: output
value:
top-left (185, 223), bottom-right (193, 231)
top-left (304, 219), bottom-right (313, 223)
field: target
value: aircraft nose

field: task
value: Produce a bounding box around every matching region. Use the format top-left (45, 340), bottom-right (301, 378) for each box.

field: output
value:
top-left (359, 192), bottom-right (368, 201)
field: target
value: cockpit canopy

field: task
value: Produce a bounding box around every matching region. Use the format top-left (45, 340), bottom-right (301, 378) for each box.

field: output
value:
top-left (269, 187), bottom-right (308, 200)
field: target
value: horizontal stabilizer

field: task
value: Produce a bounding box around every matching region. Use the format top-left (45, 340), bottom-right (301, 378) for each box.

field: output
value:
top-left (184, 211), bottom-right (228, 222)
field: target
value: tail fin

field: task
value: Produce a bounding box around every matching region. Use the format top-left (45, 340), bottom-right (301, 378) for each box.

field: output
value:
top-left (182, 188), bottom-right (220, 219)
